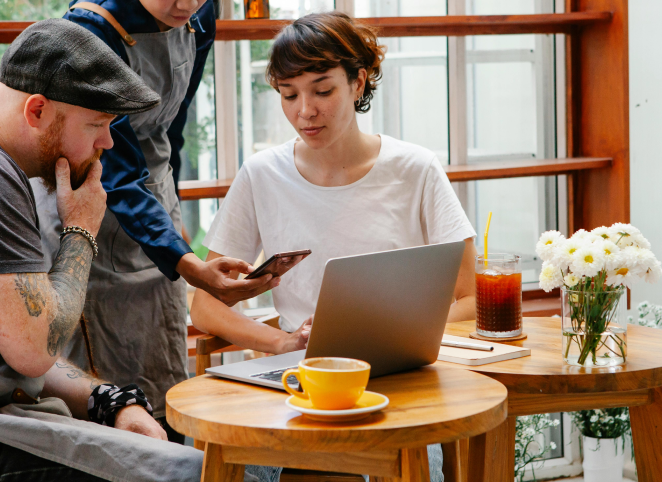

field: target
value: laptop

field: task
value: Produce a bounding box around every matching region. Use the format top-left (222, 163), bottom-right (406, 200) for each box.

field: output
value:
top-left (206, 241), bottom-right (466, 389)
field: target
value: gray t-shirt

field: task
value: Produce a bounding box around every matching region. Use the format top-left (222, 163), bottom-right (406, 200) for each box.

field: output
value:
top-left (0, 146), bottom-right (48, 274)
top-left (0, 146), bottom-right (48, 402)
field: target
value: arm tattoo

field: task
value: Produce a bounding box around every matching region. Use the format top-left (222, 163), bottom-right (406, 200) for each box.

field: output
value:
top-left (55, 361), bottom-right (102, 390)
top-left (46, 233), bottom-right (94, 357)
top-left (14, 273), bottom-right (49, 316)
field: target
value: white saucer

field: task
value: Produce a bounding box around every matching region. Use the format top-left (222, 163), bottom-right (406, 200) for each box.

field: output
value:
top-left (285, 391), bottom-right (389, 422)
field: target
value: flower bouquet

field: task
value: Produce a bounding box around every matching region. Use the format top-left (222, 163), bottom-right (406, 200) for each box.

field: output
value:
top-left (536, 223), bottom-right (661, 366)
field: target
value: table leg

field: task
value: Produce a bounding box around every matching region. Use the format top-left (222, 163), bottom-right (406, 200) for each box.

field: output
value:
top-left (441, 439), bottom-right (468, 482)
top-left (467, 416), bottom-right (516, 482)
top-left (369, 447), bottom-right (430, 482)
top-left (202, 442), bottom-right (245, 482)
top-left (630, 387), bottom-right (662, 481)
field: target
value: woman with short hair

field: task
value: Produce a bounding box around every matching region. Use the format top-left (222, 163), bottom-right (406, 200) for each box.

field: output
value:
top-left (192, 11), bottom-right (477, 352)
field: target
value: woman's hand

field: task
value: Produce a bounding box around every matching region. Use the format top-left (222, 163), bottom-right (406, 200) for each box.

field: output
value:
top-left (276, 316), bottom-right (313, 354)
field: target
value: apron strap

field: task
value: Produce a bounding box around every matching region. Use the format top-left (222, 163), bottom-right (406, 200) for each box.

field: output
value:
top-left (69, 2), bottom-right (137, 46)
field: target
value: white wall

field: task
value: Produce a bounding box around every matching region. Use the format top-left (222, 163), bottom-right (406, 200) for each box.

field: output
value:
top-left (629, 0), bottom-right (662, 309)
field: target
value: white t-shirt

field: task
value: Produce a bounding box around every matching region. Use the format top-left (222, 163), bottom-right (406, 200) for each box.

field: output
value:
top-left (204, 135), bottom-right (476, 332)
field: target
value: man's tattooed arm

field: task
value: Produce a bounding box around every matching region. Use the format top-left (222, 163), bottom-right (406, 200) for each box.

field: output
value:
top-left (41, 358), bottom-right (109, 419)
top-left (11, 233), bottom-right (93, 359)
top-left (54, 361), bottom-right (104, 390)
top-left (45, 234), bottom-right (94, 357)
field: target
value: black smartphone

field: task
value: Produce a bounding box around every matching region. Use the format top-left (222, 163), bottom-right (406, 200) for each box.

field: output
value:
top-left (245, 249), bottom-right (312, 280)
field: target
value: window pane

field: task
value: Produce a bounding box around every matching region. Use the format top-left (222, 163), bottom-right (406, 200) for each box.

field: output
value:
top-left (360, 36), bottom-right (448, 161)
top-left (467, 60), bottom-right (536, 157)
top-left (355, 0), bottom-right (446, 17)
top-left (464, 28), bottom-right (557, 283)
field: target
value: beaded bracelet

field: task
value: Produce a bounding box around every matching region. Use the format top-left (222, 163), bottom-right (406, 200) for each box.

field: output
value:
top-left (60, 226), bottom-right (98, 259)
top-left (88, 384), bottom-right (152, 427)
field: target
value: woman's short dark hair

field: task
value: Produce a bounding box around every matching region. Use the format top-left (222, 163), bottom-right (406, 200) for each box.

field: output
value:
top-left (266, 12), bottom-right (386, 113)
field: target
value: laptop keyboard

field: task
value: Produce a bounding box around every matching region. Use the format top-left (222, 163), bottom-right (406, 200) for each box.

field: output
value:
top-left (250, 367), bottom-right (299, 386)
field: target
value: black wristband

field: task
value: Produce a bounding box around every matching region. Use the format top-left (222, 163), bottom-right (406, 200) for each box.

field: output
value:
top-left (88, 383), bottom-right (152, 427)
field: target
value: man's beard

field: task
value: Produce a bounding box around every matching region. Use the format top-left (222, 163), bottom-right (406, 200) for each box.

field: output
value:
top-left (38, 112), bottom-right (102, 194)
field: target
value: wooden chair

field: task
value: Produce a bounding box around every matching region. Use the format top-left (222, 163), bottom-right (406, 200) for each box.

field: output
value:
top-left (194, 313), bottom-right (363, 482)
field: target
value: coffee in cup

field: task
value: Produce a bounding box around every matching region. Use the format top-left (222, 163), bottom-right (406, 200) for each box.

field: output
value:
top-left (282, 357), bottom-right (370, 410)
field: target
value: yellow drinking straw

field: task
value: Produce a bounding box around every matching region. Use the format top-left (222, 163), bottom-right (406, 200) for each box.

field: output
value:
top-left (483, 211), bottom-right (493, 267)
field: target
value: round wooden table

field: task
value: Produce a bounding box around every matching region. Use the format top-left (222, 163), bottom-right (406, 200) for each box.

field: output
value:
top-left (166, 364), bottom-right (507, 482)
top-left (440, 317), bottom-right (662, 482)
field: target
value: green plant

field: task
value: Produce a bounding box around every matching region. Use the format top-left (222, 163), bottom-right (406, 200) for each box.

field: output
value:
top-left (514, 414), bottom-right (560, 482)
top-left (570, 408), bottom-right (630, 440)
top-left (628, 300), bottom-right (662, 328)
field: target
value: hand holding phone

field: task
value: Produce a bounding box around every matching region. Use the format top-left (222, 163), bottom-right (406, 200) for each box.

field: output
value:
top-left (245, 249), bottom-right (312, 280)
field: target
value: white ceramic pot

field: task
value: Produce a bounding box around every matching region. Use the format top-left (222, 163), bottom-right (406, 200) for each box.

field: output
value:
top-left (582, 436), bottom-right (624, 482)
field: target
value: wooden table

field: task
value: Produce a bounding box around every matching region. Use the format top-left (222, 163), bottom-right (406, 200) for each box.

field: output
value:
top-left (441, 317), bottom-right (662, 482)
top-left (166, 365), bottom-right (507, 482)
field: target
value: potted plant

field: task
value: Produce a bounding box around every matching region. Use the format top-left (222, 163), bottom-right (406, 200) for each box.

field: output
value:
top-left (514, 414), bottom-right (560, 482)
top-left (570, 408), bottom-right (630, 482)
top-left (535, 223), bottom-right (661, 366)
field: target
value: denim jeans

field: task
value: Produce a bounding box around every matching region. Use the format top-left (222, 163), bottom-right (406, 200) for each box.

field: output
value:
top-left (0, 443), bottom-right (106, 482)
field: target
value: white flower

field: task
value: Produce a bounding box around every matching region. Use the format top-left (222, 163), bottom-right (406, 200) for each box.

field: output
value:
top-left (536, 231), bottom-right (565, 262)
top-left (571, 246), bottom-right (605, 278)
top-left (606, 266), bottom-right (637, 288)
top-left (592, 226), bottom-right (613, 242)
top-left (590, 415), bottom-right (599, 423)
top-left (539, 261), bottom-right (563, 292)
top-left (635, 249), bottom-right (662, 283)
top-left (596, 240), bottom-right (621, 270)
top-left (608, 223), bottom-right (642, 247)
top-left (564, 273), bottom-right (580, 287)
top-left (645, 260), bottom-right (662, 284)
top-left (632, 234), bottom-right (652, 250)
top-left (571, 229), bottom-right (600, 244)
top-left (553, 239), bottom-right (582, 271)
top-left (550, 442), bottom-right (557, 450)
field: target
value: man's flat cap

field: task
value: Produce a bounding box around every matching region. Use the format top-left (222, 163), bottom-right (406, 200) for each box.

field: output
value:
top-left (0, 18), bottom-right (160, 115)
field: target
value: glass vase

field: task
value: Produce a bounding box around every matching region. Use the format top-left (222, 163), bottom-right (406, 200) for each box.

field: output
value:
top-left (562, 286), bottom-right (627, 367)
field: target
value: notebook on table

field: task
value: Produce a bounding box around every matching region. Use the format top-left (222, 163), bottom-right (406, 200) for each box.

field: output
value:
top-left (438, 335), bottom-right (531, 366)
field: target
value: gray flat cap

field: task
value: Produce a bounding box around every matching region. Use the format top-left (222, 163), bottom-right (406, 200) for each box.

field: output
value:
top-left (0, 18), bottom-right (160, 115)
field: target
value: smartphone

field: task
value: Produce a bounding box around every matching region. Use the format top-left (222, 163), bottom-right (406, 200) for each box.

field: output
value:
top-left (245, 249), bottom-right (312, 280)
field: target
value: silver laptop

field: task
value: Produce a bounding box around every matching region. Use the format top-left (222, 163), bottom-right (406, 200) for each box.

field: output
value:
top-left (206, 241), bottom-right (466, 389)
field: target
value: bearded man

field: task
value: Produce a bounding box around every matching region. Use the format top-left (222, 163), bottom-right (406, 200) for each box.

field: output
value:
top-left (0, 19), bottom-right (207, 482)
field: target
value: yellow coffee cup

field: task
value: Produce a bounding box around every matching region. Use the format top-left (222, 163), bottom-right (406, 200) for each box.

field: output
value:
top-left (282, 357), bottom-right (371, 410)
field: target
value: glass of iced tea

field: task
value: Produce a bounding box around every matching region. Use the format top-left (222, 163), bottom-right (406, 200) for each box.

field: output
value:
top-left (475, 254), bottom-right (522, 338)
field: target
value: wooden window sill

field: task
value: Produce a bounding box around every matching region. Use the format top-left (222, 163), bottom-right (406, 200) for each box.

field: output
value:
top-left (0, 12), bottom-right (611, 44)
top-left (179, 157), bottom-right (611, 201)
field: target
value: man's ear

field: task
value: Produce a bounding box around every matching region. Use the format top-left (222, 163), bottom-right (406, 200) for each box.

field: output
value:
top-left (24, 94), bottom-right (54, 129)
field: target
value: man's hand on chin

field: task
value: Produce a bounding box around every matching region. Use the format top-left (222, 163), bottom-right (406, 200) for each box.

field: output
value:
top-left (114, 405), bottom-right (168, 441)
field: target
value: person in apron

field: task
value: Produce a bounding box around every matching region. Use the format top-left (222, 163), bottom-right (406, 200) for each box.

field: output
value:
top-left (0, 19), bottom-right (212, 482)
top-left (32, 0), bottom-right (279, 442)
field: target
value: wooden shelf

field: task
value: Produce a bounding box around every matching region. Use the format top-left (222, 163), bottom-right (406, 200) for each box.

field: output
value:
top-left (179, 178), bottom-right (233, 201)
top-left (444, 157), bottom-right (612, 182)
top-left (214, 12), bottom-right (611, 41)
top-left (0, 21), bottom-right (32, 43)
top-left (178, 157), bottom-right (612, 201)
top-left (0, 12), bottom-right (611, 44)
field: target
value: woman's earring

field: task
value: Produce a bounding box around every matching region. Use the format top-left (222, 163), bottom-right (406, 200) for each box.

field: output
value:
top-left (355, 94), bottom-right (364, 106)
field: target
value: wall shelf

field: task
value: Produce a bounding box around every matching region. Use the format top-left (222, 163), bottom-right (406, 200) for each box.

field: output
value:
top-left (213, 12), bottom-right (612, 41)
top-left (178, 157), bottom-right (612, 201)
top-left (0, 12), bottom-right (612, 44)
